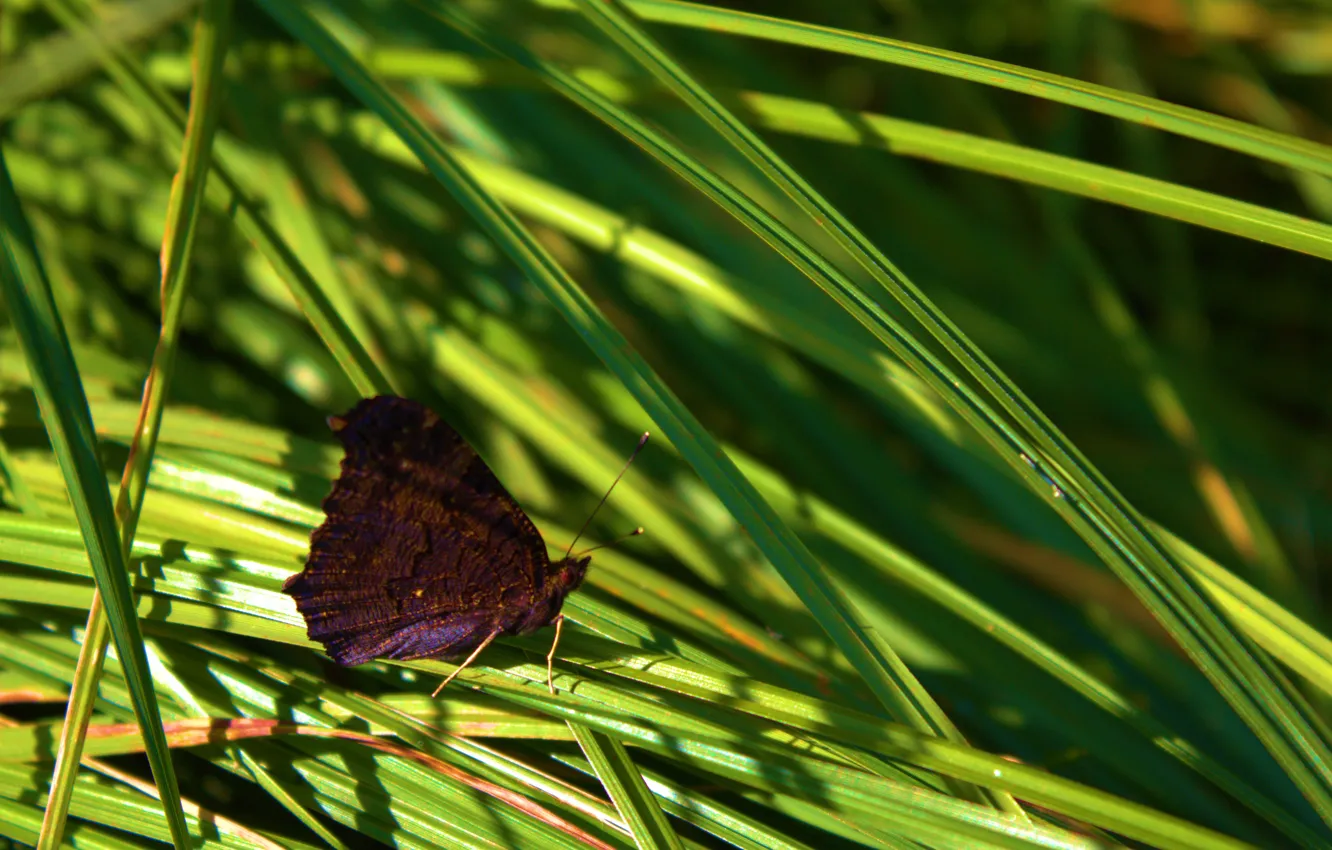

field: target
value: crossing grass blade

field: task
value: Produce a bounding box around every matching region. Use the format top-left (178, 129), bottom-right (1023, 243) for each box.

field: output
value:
top-left (0, 469), bottom-right (1272, 847)
top-left (569, 723), bottom-right (684, 850)
top-left (0, 154), bottom-right (191, 846)
top-left (559, 757), bottom-right (816, 850)
top-left (530, 0), bottom-right (1332, 179)
top-left (41, 0), bottom-right (397, 402)
top-left (571, 0), bottom-right (1023, 815)
top-left (36, 2), bottom-right (233, 847)
top-left (174, 45), bottom-right (1332, 261)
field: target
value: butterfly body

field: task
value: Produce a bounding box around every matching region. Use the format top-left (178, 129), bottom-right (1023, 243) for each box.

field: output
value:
top-left (283, 395), bottom-right (588, 669)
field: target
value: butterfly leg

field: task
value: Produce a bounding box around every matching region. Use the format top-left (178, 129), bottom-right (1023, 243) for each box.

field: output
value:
top-left (545, 614), bottom-right (564, 695)
top-left (432, 630), bottom-right (500, 697)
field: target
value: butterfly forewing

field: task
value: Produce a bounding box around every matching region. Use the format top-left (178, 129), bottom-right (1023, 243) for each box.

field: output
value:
top-left (284, 396), bottom-right (555, 663)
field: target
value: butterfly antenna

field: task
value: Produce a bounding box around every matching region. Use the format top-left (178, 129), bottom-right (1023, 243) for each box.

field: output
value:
top-left (575, 526), bottom-right (644, 559)
top-left (563, 432), bottom-right (649, 561)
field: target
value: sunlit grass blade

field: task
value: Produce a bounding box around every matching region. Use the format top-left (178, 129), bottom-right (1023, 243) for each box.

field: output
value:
top-left (0, 493), bottom-right (1308, 845)
top-left (0, 434), bottom-right (41, 516)
top-left (569, 724), bottom-right (683, 850)
top-left (571, 0), bottom-right (1025, 816)
top-left (0, 791), bottom-right (173, 850)
top-left (185, 46), bottom-right (1332, 261)
top-left (415, 0), bottom-right (1060, 771)
top-left (290, 109), bottom-right (1316, 764)
top-left (533, 0), bottom-right (1332, 179)
top-left (37, 2), bottom-right (233, 848)
top-left (741, 92), bottom-right (1332, 261)
top-left (0, 498), bottom-right (1292, 847)
top-left (569, 758), bottom-right (815, 850)
top-left (129, 639), bottom-right (632, 849)
top-left (474, 685), bottom-right (1250, 850)
top-left (406, 7), bottom-right (1317, 827)
top-left (0, 155), bottom-right (190, 845)
top-left (279, 104), bottom-right (961, 433)
top-left (0, 0), bottom-right (195, 118)
top-left (43, 0), bottom-right (396, 402)
top-left (233, 748), bottom-right (350, 850)
top-left (4, 1), bottom-right (1328, 846)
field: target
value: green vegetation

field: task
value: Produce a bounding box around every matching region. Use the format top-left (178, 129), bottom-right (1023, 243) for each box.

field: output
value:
top-left (2, 0), bottom-right (1331, 847)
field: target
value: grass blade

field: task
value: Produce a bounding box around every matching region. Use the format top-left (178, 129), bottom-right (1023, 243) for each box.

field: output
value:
top-left (0, 145), bottom-right (190, 848)
top-left (569, 724), bottom-right (683, 850)
top-left (536, 0), bottom-right (1332, 179)
top-left (36, 2), bottom-right (233, 847)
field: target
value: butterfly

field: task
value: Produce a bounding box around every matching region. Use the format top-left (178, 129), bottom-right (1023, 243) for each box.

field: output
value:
top-left (283, 395), bottom-right (644, 694)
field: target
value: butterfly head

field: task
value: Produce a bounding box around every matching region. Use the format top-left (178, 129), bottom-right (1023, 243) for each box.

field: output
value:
top-left (510, 554), bottom-right (591, 636)
top-left (552, 554), bottom-right (592, 594)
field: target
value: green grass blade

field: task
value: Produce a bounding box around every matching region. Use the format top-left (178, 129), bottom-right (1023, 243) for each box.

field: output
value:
top-left (299, 118), bottom-right (1322, 824)
top-left (742, 92), bottom-right (1332, 261)
top-left (536, 0), bottom-right (1332, 179)
top-left (0, 0), bottom-right (196, 118)
top-left (570, 0), bottom-right (1023, 817)
top-left (0, 153), bottom-right (190, 846)
top-left (417, 0), bottom-right (1047, 760)
top-left (604, 760), bottom-right (815, 850)
top-left (0, 484), bottom-right (1282, 847)
top-left (43, 0), bottom-right (396, 401)
top-left (198, 48), bottom-right (1332, 260)
top-left (37, 3), bottom-right (232, 848)
top-left (569, 724), bottom-right (684, 850)
top-left (232, 748), bottom-right (347, 850)
top-left (5, 2), bottom-right (1328, 845)
top-left (0, 433), bottom-right (42, 515)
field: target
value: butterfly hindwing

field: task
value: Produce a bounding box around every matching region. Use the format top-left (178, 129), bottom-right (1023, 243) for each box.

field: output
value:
top-left (322, 610), bottom-right (498, 666)
top-left (284, 396), bottom-right (554, 664)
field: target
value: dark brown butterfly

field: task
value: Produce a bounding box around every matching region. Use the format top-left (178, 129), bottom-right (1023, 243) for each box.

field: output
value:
top-left (283, 395), bottom-right (643, 694)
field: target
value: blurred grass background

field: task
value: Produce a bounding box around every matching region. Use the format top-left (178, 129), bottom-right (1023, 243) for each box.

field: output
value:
top-left (0, 0), bottom-right (1331, 847)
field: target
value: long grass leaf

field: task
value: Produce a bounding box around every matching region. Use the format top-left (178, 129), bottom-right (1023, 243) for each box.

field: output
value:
top-left (0, 150), bottom-right (190, 847)
top-left (37, 3), bottom-right (232, 847)
top-left (534, 0), bottom-right (1332, 179)
top-left (569, 724), bottom-right (684, 850)
top-left (43, 0), bottom-right (397, 401)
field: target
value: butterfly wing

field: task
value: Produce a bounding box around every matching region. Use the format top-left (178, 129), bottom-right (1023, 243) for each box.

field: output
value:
top-left (321, 611), bottom-right (498, 666)
top-left (283, 395), bottom-right (553, 665)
